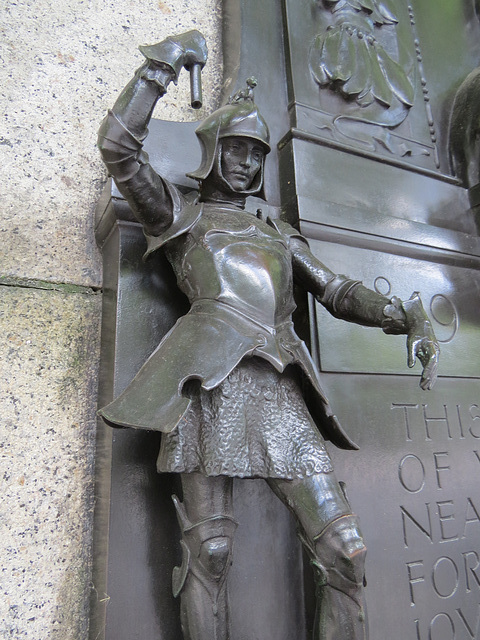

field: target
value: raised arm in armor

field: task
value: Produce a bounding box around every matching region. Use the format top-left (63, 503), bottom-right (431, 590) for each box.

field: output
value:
top-left (97, 30), bottom-right (208, 235)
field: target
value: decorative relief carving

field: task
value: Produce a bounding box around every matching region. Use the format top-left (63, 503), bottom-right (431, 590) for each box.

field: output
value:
top-left (295, 104), bottom-right (433, 160)
top-left (309, 0), bottom-right (415, 127)
top-left (407, 5), bottom-right (440, 169)
top-left (303, 1), bottom-right (439, 164)
top-left (449, 67), bottom-right (480, 188)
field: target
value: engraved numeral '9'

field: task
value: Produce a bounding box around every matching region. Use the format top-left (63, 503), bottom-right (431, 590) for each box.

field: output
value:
top-left (429, 294), bottom-right (458, 344)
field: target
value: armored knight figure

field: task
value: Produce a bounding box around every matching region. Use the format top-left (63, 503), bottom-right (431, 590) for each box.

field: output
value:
top-left (97, 30), bottom-right (439, 640)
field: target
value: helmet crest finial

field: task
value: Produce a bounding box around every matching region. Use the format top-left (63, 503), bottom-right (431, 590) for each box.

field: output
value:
top-left (228, 77), bottom-right (258, 104)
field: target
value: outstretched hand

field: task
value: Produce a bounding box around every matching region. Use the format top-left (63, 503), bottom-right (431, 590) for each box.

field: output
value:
top-left (403, 293), bottom-right (440, 390)
top-left (407, 332), bottom-right (439, 390)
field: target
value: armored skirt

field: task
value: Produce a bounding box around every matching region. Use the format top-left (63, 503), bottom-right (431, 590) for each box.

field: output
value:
top-left (157, 356), bottom-right (333, 480)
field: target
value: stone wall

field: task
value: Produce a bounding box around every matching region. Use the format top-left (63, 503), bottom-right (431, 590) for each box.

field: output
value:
top-left (0, 1), bottom-right (221, 637)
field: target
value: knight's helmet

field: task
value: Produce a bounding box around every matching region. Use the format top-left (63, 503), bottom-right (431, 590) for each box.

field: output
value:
top-left (187, 78), bottom-right (271, 200)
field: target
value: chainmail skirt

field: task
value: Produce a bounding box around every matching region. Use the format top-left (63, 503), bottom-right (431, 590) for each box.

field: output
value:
top-left (157, 357), bottom-right (333, 479)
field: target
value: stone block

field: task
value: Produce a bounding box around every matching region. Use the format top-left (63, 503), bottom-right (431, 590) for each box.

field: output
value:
top-left (0, 285), bottom-right (101, 639)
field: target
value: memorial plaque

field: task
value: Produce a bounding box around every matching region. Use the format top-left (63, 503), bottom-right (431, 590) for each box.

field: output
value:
top-left (325, 376), bottom-right (480, 640)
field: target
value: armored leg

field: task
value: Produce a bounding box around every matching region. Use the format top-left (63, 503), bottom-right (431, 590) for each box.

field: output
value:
top-left (174, 473), bottom-right (236, 640)
top-left (269, 473), bottom-right (368, 640)
top-left (307, 513), bottom-right (367, 640)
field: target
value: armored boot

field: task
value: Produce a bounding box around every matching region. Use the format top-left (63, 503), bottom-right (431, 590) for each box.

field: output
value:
top-left (172, 495), bottom-right (237, 640)
top-left (302, 514), bottom-right (367, 640)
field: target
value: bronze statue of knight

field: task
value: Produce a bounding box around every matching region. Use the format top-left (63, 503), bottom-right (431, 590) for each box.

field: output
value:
top-left (97, 29), bottom-right (439, 640)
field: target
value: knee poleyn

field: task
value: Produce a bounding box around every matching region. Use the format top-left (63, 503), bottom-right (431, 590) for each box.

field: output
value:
top-left (312, 514), bottom-right (366, 593)
top-left (198, 536), bottom-right (232, 580)
top-left (171, 499), bottom-right (238, 598)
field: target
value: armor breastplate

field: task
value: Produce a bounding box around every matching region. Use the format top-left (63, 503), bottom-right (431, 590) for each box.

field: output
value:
top-left (167, 205), bottom-right (297, 327)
